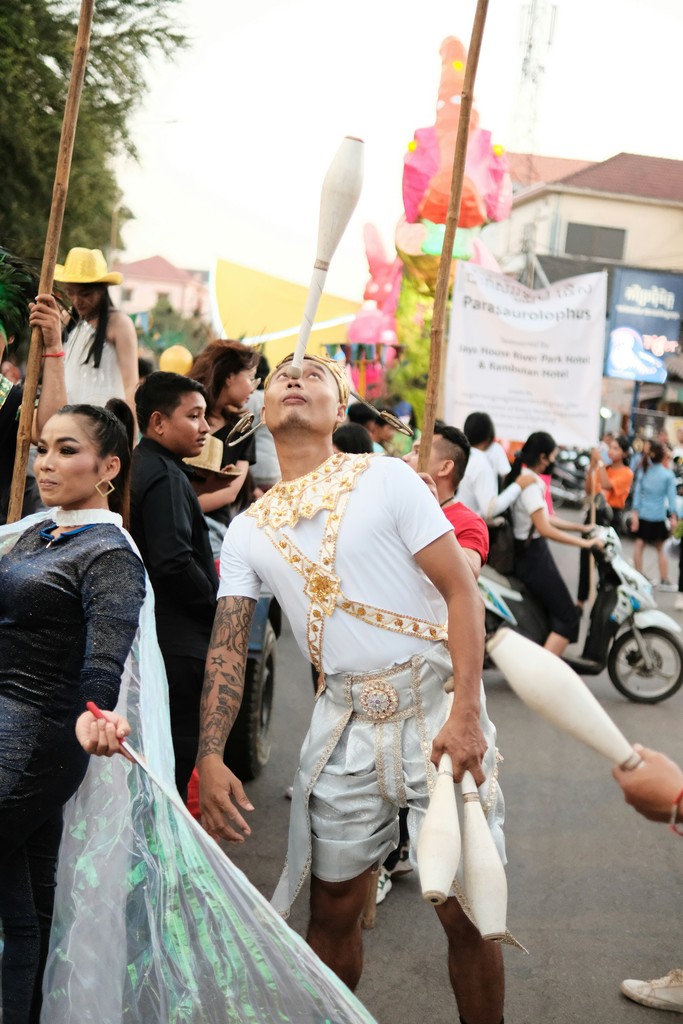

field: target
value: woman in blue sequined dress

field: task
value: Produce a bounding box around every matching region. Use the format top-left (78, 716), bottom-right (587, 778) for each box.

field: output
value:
top-left (0, 403), bottom-right (145, 1024)
top-left (0, 394), bottom-right (389, 1024)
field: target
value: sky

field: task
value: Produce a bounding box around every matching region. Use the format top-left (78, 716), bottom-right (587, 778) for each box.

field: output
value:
top-left (114, 0), bottom-right (683, 301)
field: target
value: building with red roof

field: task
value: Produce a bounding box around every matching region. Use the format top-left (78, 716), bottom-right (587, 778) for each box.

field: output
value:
top-left (483, 151), bottom-right (683, 427)
top-left (111, 255), bottom-right (210, 319)
top-left (487, 152), bottom-right (683, 283)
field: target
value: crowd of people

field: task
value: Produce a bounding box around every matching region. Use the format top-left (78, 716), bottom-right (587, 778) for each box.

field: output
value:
top-left (1, 245), bottom-right (683, 1022)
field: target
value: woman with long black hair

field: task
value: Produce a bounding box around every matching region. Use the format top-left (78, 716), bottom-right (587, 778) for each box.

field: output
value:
top-left (188, 339), bottom-right (260, 554)
top-left (505, 431), bottom-right (600, 657)
top-left (56, 248), bottom-right (138, 416)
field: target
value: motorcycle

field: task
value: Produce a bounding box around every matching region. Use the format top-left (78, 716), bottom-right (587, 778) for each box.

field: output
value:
top-left (479, 525), bottom-right (683, 703)
top-left (550, 448), bottom-right (589, 509)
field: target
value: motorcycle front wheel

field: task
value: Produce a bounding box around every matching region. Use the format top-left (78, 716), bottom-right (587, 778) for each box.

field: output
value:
top-left (608, 626), bottom-right (683, 703)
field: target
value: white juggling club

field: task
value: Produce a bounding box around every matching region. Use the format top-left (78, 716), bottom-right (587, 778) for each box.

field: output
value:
top-left (417, 695), bottom-right (461, 905)
top-left (486, 628), bottom-right (642, 770)
top-left (290, 136), bottom-right (364, 375)
top-left (461, 770), bottom-right (507, 940)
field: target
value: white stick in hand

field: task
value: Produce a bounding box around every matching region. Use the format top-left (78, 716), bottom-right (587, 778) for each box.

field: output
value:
top-left (417, 694), bottom-right (461, 905)
top-left (461, 770), bottom-right (507, 940)
top-left (487, 628), bottom-right (642, 770)
top-left (290, 136), bottom-right (364, 376)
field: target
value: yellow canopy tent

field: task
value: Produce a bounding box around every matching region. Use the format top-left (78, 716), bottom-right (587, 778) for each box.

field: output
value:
top-left (213, 259), bottom-right (360, 366)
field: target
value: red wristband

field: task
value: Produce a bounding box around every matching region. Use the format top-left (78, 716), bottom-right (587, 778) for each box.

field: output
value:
top-left (42, 350), bottom-right (65, 358)
top-left (669, 787), bottom-right (683, 835)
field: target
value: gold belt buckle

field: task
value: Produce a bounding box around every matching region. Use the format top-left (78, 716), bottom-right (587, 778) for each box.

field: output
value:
top-left (358, 679), bottom-right (400, 720)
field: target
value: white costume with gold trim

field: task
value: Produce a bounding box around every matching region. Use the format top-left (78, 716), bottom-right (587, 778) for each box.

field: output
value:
top-left (219, 453), bottom-right (505, 919)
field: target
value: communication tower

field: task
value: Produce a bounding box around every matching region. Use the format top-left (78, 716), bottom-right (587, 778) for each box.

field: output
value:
top-left (513, 0), bottom-right (556, 283)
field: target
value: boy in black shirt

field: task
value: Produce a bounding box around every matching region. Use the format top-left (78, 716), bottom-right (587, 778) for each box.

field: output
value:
top-left (130, 371), bottom-right (218, 798)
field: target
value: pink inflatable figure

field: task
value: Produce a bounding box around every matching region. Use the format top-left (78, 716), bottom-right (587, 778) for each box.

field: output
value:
top-left (485, 146), bottom-right (513, 222)
top-left (401, 37), bottom-right (511, 233)
top-left (345, 223), bottom-right (401, 394)
top-left (402, 127), bottom-right (439, 224)
top-left (464, 129), bottom-right (494, 202)
top-left (420, 37), bottom-right (484, 226)
top-left (347, 307), bottom-right (397, 348)
top-left (362, 224), bottom-right (402, 317)
top-left (346, 223), bottom-right (400, 372)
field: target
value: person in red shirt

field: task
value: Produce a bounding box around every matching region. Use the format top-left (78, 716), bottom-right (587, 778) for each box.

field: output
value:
top-left (403, 420), bottom-right (489, 577)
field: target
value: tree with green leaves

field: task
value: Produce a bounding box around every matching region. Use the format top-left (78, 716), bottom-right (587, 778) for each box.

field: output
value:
top-left (0, 0), bottom-right (185, 259)
top-left (384, 281), bottom-right (440, 427)
top-left (141, 296), bottom-right (213, 357)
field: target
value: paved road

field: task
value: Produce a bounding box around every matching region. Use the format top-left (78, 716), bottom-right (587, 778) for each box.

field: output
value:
top-left (227, 527), bottom-right (683, 1024)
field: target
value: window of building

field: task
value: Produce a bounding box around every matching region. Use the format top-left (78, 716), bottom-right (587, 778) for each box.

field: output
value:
top-left (564, 222), bottom-right (625, 260)
top-left (122, 288), bottom-right (133, 302)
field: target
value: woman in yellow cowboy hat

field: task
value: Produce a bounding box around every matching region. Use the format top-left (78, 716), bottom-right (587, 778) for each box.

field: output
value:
top-left (55, 247), bottom-right (138, 416)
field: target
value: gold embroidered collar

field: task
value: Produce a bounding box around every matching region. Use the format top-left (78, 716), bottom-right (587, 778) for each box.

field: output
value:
top-left (246, 452), bottom-right (373, 530)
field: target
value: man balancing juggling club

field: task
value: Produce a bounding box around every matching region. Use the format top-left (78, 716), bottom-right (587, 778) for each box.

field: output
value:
top-left (197, 352), bottom-right (508, 1024)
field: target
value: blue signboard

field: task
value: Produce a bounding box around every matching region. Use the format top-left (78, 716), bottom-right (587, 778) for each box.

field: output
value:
top-left (604, 268), bottom-right (683, 383)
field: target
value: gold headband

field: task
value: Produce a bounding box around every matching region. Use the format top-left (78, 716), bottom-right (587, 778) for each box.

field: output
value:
top-left (264, 353), bottom-right (349, 405)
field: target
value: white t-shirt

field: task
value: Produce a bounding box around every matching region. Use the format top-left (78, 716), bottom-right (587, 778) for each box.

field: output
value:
top-left (486, 441), bottom-right (512, 479)
top-left (510, 471), bottom-right (546, 540)
top-left (219, 456), bottom-right (452, 674)
top-left (457, 447), bottom-right (521, 521)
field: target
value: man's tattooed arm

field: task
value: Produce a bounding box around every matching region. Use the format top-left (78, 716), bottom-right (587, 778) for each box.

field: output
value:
top-left (197, 595), bottom-right (256, 761)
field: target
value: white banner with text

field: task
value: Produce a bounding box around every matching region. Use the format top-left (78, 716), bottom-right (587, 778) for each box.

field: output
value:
top-left (445, 266), bottom-right (607, 447)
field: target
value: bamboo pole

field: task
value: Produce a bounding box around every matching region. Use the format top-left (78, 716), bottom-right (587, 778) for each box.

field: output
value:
top-left (7, 0), bottom-right (95, 523)
top-left (417, 0), bottom-right (490, 474)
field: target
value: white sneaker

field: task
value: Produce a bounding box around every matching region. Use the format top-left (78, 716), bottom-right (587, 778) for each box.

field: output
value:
top-left (658, 580), bottom-right (679, 592)
top-left (375, 867), bottom-right (393, 905)
top-left (675, 594), bottom-right (683, 611)
top-left (621, 969), bottom-right (683, 1012)
top-left (388, 841), bottom-right (413, 876)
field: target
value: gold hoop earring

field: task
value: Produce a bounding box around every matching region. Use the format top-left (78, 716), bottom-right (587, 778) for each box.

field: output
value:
top-left (95, 479), bottom-right (115, 498)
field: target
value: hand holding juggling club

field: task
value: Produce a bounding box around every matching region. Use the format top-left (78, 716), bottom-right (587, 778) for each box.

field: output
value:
top-left (486, 628), bottom-right (642, 770)
top-left (417, 695), bottom-right (461, 905)
top-left (461, 770), bottom-right (507, 940)
top-left (290, 136), bottom-right (364, 376)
